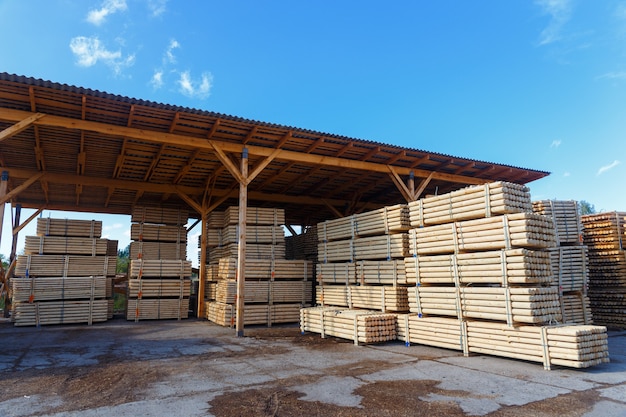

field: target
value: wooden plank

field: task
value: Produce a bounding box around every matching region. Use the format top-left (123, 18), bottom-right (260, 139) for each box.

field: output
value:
top-left (36, 218), bottom-right (102, 238)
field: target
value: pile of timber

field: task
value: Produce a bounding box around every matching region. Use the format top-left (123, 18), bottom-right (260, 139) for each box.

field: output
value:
top-left (408, 213), bottom-right (557, 255)
top-left (203, 207), bottom-right (312, 327)
top-left (408, 285), bottom-right (562, 324)
top-left (11, 217), bottom-right (115, 326)
top-left (316, 285), bottom-right (409, 312)
top-left (127, 206), bottom-right (191, 321)
top-left (396, 314), bottom-right (467, 351)
top-left (533, 200), bottom-right (592, 325)
top-left (300, 306), bottom-right (397, 345)
top-left (316, 205), bottom-right (411, 318)
top-left (408, 182), bottom-right (532, 227)
top-left (404, 249), bottom-right (553, 286)
top-left (581, 212), bottom-right (626, 328)
top-left (318, 204), bottom-right (410, 241)
top-left (206, 302), bottom-right (302, 326)
top-left (465, 321), bottom-right (609, 369)
top-left (532, 200), bottom-right (582, 245)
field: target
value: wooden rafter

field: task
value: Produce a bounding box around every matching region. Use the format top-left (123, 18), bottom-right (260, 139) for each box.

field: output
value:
top-left (0, 113), bottom-right (45, 143)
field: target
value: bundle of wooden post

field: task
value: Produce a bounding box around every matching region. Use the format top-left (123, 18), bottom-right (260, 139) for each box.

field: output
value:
top-left (11, 217), bottom-right (115, 326)
top-left (316, 285), bottom-right (409, 312)
top-left (561, 292), bottom-right (592, 325)
top-left (216, 258), bottom-right (312, 281)
top-left (36, 218), bottom-right (102, 238)
top-left (396, 314), bottom-right (468, 352)
top-left (408, 285), bottom-right (561, 324)
top-left (223, 206), bottom-right (286, 226)
top-left (209, 243), bottom-right (286, 263)
top-left (404, 249), bottom-right (553, 286)
top-left (214, 280), bottom-right (312, 304)
top-left (317, 259), bottom-right (409, 286)
top-left (408, 182), bottom-right (532, 227)
top-left (205, 301), bottom-right (303, 326)
top-left (581, 212), bottom-right (626, 328)
top-left (532, 200), bottom-right (582, 245)
top-left (300, 306), bottom-right (397, 345)
top-left (316, 262), bottom-right (357, 285)
top-left (409, 213), bottom-right (557, 255)
top-left (465, 321), bottom-right (609, 369)
top-left (318, 234), bottom-right (409, 263)
top-left (127, 205), bottom-right (190, 321)
top-left (318, 204), bottom-right (410, 241)
top-left (12, 300), bottom-right (109, 326)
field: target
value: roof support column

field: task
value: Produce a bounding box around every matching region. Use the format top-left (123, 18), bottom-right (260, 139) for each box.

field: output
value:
top-left (0, 171), bottom-right (8, 250)
top-left (236, 148), bottom-right (248, 337)
top-left (197, 210), bottom-right (209, 318)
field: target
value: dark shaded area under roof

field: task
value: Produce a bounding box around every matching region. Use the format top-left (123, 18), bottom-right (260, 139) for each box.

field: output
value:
top-left (0, 73), bottom-right (549, 226)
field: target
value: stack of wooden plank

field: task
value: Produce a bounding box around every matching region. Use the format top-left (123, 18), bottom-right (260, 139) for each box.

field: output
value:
top-left (581, 211), bottom-right (626, 328)
top-left (533, 201), bottom-right (592, 325)
top-left (203, 206), bottom-right (313, 327)
top-left (318, 204), bottom-right (410, 241)
top-left (408, 182), bottom-right (532, 227)
top-left (300, 306), bottom-right (397, 345)
top-left (396, 314), bottom-right (467, 351)
top-left (11, 217), bottom-right (114, 326)
top-left (285, 225), bottom-right (318, 261)
top-left (127, 206), bottom-right (191, 321)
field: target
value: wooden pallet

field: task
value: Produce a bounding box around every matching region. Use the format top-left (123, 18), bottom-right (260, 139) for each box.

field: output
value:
top-left (129, 260), bottom-right (192, 278)
top-left (127, 279), bottom-right (191, 298)
top-left (12, 276), bottom-right (108, 302)
top-left (318, 204), bottom-right (410, 242)
top-left (532, 200), bottom-right (582, 246)
top-left (15, 255), bottom-right (116, 277)
top-left (205, 301), bottom-right (303, 326)
top-left (130, 241), bottom-right (187, 260)
top-left (300, 307), bottom-right (397, 345)
top-left (131, 206), bottom-right (188, 225)
top-left (131, 223), bottom-right (187, 243)
top-left (316, 284), bottom-right (409, 312)
top-left (24, 236), bottom-right (110, 256)
top-left (36, 218), bottom-right (102, 238)
top-left (408, 285), bottom-right (562, 325)
top-left (404, 248), bottom-right (553, 286)
top-left (466, 321), bottom-right (609, 369)
top-left (409, 213), bottom-right (557, 255)
top-left (126, 298), bottom-right (189, 320)
top-left (409, 182), bottom-right (532, 227)
top-left (12, 299), bottom-right (109, 326)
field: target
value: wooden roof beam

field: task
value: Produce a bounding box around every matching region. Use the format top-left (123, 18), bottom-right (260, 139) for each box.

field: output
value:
top-left (0, 172), bottom-right (45, 205)
top-left (0, 113), bottom-right (44, 142)
top-left (0, 108), bottom-right (488, 186)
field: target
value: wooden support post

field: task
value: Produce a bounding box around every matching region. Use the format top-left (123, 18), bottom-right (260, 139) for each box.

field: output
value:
top-left (236, 148), bottom-right (248, 337)
top-left (197, 210), bottom-right (209, 318)
top-left (9, 204), bottom-right (21, 264)
top-left (408, 171), bottom-right (415, 200)
top-left (0, 171), bottom-right (8, 250)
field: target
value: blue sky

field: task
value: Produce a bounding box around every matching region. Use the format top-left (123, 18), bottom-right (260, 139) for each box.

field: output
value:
top-left (1, 0), bottom-right (625, 264)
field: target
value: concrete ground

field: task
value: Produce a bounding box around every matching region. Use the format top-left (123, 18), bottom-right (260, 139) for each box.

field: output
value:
top-left (0, 318), bottom-right (625, 417)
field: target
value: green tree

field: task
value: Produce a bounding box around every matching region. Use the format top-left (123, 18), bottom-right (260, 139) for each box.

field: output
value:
top-left (578, 200), bottom-right (596, 215)
top-left (0, 254), bottom-right (8, 270)
top-left (116, 244), bottom-right (130, 274)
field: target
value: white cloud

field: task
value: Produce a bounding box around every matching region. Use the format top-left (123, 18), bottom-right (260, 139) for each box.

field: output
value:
top-left (550, 139), bottom-right (562, 148)
top-left (165, 39), bottom-right (180, 64)
top-left (535, 0), bottom-right (573, 45)
top-left (177, 71), bottom-right (213, 99)
top-left (69, 36), bottom-right (135, 75)
top-left (87, 0), bottom-right (127, 26)
top-left (151, 70), bottom-right (164, 89)
top-left (597, 71), bottom-right (626, 80)
top-left (597, 160), bottom-right (621, 176)
top-left (147, 0), bottom-right (168, 17)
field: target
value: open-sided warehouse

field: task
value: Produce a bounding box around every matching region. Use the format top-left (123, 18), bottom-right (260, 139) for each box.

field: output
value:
top-left (0, 73), bottom-right (548, 329)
